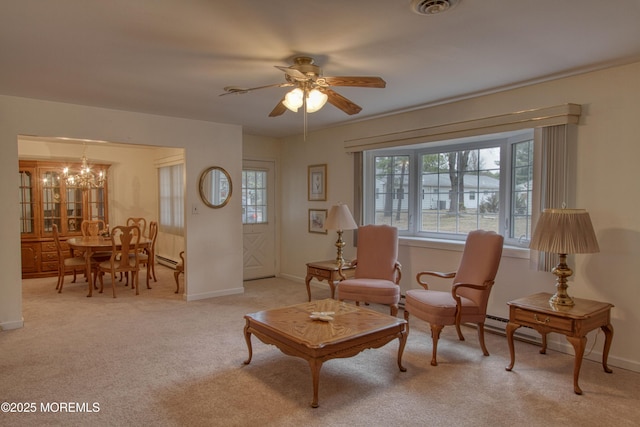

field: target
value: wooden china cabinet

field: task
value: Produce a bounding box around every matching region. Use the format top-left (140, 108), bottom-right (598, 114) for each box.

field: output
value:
top-left (19, 160), bottom-right (109, 278)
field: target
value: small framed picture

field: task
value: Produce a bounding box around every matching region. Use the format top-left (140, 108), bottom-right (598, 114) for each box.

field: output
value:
top-left (308, 164), bottom-right (327, 201)
top-left (308, 209), bottom-right (328, 234)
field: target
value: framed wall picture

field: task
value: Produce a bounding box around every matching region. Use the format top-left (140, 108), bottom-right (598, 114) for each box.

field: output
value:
top-left (308, 164), bottom-right (327, 201)
top-left (308, 209), bottom-right (328, 234)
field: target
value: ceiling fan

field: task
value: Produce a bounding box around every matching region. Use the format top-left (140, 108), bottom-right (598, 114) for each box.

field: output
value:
top-left (220, 56), bottom-right (386, 117)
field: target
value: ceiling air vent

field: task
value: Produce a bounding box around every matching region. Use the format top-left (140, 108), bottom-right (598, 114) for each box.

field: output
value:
top-left (410, 0), bottom-right (459, 15)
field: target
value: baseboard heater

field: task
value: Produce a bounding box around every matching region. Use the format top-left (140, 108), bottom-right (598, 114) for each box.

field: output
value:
top-left (482, 314), bottom-right (542, 345)
top-left (156, 255), bottom-right (178, 269)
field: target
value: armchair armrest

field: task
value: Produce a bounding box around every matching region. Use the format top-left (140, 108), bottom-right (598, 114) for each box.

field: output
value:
top-left (451, 280), bottom-right (493, 302)
top-left (416, 270), bottom-right (456, 289)
top-left (450, 280), bottom-right (495, 327)
top-left (393, 261), bottom-right (402, 285)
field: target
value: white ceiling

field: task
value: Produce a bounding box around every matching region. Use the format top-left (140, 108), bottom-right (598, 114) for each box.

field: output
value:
top-left (2, 0), bottom-right (640, 138)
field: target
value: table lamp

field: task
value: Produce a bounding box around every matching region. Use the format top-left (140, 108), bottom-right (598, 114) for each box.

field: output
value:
top-left (324, 203), bottom-right (358, 266)
top-left (529, 208), bottom-right (600, 306)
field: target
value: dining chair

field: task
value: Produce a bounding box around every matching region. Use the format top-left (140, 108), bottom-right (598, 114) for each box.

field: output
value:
top-left (81, 219), bottom-right (106, 237)
top-left (136, 220), bottom-right (158, 289)
top-left (120, 217), bottom-right (148, 284)
top-left (404, 230), bottom-right (504, 366)
top-left (97, 225), bottom-right (142, 298)
top-left (126, 217), bottom-right (147, 237)
top-left (337, 224), bottom-right (402, 316)
top-left (174, 251), bottom-right (184, 294)
top-left (52, 224), bottom-right (87, 293)
top-left (80, 219), bottom-right (112, 288)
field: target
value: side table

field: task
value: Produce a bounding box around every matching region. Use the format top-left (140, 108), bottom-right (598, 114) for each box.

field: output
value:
top-left (505, 292), bottom-right (614, 394)
top-left (305, 260), bottom-right (356, 301)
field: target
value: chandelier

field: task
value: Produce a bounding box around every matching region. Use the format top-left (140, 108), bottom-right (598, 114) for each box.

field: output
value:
top-left (63, 154), bottom-right (105, 190)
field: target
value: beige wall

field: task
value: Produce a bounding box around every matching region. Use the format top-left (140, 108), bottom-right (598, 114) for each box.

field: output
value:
top-left (277, 61), bottom-right (640, 372)
top-left (1, 95), bottom-right (244, 329)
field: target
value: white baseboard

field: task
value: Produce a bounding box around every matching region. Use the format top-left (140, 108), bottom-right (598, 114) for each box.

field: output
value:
top-left (185, 287), bottom-right (244, 301)
top-left (0, 318), bottom-right (24, 331)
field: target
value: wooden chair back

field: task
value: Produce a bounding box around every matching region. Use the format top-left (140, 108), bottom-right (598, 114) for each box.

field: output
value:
top-left (81, 219), bottom-right (106, 237)
top-left (126, 217), bottom-right (147, 237)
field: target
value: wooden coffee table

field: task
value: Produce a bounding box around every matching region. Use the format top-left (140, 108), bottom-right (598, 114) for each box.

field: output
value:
top-left (243, 299), bottom-right (408, 408)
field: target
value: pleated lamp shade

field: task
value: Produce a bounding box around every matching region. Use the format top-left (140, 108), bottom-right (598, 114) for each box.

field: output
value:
top-left (325, 204), bottom-right (358, 231)
top-left (529, 208), bottom-right (600, 254)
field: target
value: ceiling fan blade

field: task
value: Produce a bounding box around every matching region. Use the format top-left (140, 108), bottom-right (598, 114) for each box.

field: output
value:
top-left (274, 65), bottom-right (309, 81)
top-left (323, 88), bottom-right (362, 115)
top-left (268, 98), bottom-right (287, 117)
top-left (219, 82), bottom-right (292, 96)
top-left (320, 76), bottom-right (386, 88)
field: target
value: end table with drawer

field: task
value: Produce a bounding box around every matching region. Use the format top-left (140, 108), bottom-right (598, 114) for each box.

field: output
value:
top-left (305, 260), bottom-right (356, 301)
top-left (505, 292), bottom-right (614, 395)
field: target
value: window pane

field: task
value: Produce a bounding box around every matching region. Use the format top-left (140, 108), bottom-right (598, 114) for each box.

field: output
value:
top-left (242, 169), bottom-right (267, 224)
top-left (511, 140), bottom-right (534, 241)
top-left (419, 147), bottom-right (500, 235)
top-left (374, 155), bottom-right (409, 230)
top-left (158, 163), bottom-right (184, 235)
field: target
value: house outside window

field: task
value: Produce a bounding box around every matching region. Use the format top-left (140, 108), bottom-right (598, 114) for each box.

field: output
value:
top-left (363, 130), bottom-right (534, 246)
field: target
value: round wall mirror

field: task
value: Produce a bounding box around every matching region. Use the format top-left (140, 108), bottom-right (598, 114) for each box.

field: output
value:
top-left (199, 166), bottom-right (232, 208)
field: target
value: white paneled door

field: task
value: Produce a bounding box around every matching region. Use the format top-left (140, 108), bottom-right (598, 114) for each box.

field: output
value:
top-left (242, 160), bottom-right (276, 280)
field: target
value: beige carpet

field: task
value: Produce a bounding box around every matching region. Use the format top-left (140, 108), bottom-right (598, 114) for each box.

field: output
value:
top-left (1, 266), bottom-right (639, 426)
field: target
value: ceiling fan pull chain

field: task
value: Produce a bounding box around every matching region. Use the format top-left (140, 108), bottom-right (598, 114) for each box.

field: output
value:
top-left (303, 90), bottom-right (308, 141)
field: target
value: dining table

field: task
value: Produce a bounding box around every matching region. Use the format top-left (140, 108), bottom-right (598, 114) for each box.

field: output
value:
top-left (67, 235), bottom-right (151, 297)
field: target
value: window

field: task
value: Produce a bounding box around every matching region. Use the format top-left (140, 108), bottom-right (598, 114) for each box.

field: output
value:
top-left (158, 163), bottom-right (184, 235)
top-left (242, 169), bottom-right (267, 224)
top-left (364, 130), bottom-right (534, 245)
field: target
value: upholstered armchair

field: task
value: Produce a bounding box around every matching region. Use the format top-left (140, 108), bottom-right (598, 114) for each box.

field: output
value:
top-left (337, 224), bottom-right (402, 316)
top-left (404, 230), bottom-right (504, 366)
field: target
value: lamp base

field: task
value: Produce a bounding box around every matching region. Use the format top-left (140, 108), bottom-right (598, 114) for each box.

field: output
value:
top-left (549, 253), bottom-right (575, 307)
top-left (334, 230), bottom-right (346, 267)
top-left (549, 293), bottom-right (575, 307)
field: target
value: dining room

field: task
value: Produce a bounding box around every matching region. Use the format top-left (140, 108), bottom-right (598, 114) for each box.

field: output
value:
top-left (18, 135), bottom-right (185, 297)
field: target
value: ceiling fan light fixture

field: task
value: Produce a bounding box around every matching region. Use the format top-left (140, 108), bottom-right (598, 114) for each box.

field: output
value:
top-left (283, 88), bottom-right (328, 113)
top-left (306, 89), bottom-right (328, 113)
top-left (283, 88), bottom-right (304, 112)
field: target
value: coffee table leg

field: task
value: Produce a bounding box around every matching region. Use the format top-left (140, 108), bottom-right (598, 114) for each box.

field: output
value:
top-left (308, 358), bottom-right (323, 408)
top-left (305, 274), bottom-right (312, 302)
top-left (397, 331), bottom-right (408, 372)
top-left (243, 322), bottom-right (253, 365)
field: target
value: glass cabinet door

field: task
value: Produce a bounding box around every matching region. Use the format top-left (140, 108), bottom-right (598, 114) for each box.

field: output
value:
top-left (88, 187), bottom-right (107, 222)
top-left (41, 170), bottom-right (62, 234)
top-left (66, 185), bottom-right (84, 233)
top-left (19, 168), bottom-right (36, 236)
